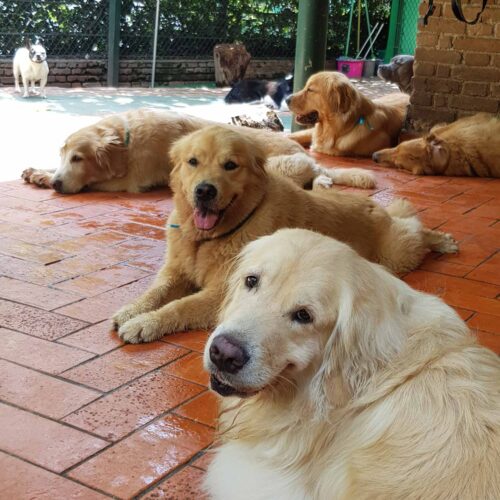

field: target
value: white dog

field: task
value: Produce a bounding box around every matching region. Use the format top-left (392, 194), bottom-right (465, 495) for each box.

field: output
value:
top-left (204, 228), bottom-right (500, 500)
top-left (13, 38), bottom-right (49, 98)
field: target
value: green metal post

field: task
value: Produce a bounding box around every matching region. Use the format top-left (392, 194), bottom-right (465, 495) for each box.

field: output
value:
top-left (292, 0), bottom-right (329, 132)
top-left (363, 2), bottom-right (374, 58)
top-left (384, 0), bottom-right (400, 63)
top-left (107, 0), bottom-right (121, 87)
top-left (345, 0), bottom-right (356, 57)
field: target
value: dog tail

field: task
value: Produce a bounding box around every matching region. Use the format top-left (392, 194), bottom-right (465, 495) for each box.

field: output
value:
top-left (386, 198), bottom-right (416, 218)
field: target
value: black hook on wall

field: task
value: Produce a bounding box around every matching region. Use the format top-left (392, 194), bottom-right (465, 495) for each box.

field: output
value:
top-left (451, 0), bottom-right (488, 25)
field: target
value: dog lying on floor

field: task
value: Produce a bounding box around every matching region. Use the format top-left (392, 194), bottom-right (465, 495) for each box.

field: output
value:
top-left (22, 108), bottom-right (375, 193)
top-left (377, 55), bottom-right (414, 94)
top-left (373, 113), bottom-right (500, 177)
top-left (224, 75), bottom-right (293, 109)
top-left (204, 228), bottom-right (500, 500)
top-left (286, 71), bottom-right (409, 156)
top-left (112, 125), bottom-right (457, 344)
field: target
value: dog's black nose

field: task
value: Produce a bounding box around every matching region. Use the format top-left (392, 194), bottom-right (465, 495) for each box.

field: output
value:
top-left (209, 334), bottom-right (249, 374)
top-left (52, 179), bottom-right (63, 193)
top-left (372, 152), bottom-right (380, 163)
top-left (195, 182), bottom-right (217, 202)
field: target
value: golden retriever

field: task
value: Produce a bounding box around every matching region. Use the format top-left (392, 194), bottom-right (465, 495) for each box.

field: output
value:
top-left (287, 71), bottom-right (409, 156)
top-left (373, 113), bottom-right (500, 177)
top-left (204, 228), bottom-right (500, 500)
top-left (21, 108), bottom-right (375, 194)
top-left (112, 125), bottom-right (457, 344)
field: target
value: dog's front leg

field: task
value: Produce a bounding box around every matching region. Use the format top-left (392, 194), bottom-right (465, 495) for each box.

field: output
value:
top-left (118, 286), bottom-right (222, 344)
top-left (289, 129), bottom-right (314, 148)
top-left (112, 268), bottom-right (192, 331)
top-left (14, 71), bottom-right (21, 93)
top-left (22, 77), bottom-right (29, 98)
top-left (22, 168), bottom-right (55, 188)
top-left (40, 74), bottom-right (47, 98)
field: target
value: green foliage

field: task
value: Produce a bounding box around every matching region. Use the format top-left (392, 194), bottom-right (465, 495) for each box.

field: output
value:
top-left (0, 0), bottom-right (390, 59)
top-left (0, 0), bottom-right (108, 57)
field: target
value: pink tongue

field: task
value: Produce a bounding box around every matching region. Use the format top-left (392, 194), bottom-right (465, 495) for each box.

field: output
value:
top-left (194, 209), bottom-right (219, 230)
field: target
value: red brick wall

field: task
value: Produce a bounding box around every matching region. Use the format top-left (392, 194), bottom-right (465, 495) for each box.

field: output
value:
top-left (408, 0), bottom-right (500, 130)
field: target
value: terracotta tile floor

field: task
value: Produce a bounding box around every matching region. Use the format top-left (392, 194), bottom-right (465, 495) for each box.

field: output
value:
top-left (0, 156), bottom-right (498, 499)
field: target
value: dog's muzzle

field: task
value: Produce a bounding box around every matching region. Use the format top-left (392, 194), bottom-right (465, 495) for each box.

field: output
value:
top-left (295, 111), bottom-right (319, 125)
top-left (52, 179), bottom-right (64, 193)
top-left (209, 334), bottom-right (249, 374)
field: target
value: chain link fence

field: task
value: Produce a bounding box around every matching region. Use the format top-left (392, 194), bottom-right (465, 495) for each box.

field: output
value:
top-left (389, 0), bottom-right (419, 56)
top-left (0, 0), bottom-right (393, 60)
top-left (0, 0), bottom-right (108, 58)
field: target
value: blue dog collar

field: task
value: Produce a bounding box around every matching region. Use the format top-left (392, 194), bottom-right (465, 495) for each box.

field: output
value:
top-left (357, 116), bottom-right (373, 130)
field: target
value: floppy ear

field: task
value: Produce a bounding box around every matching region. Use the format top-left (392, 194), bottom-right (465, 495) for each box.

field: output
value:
top-left (169, 136), bottom-right (187, 170)
top-left (248, 140), bottom-right (267, 177)
top-left (24, 37), bottom-right (32, 50)
top-left (426, 137), bottom-right (449, 169)
top-left (310, 262), bottom-right (410, 418)
top-left (329, 81), bottom-right (357, 114)
top-left (95, 127), bottom-right (128, 178)
top-left (168, 136), bottom-right (190, 195)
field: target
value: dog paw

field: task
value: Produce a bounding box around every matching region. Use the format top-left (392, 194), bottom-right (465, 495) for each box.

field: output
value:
top-left (438, 233), bottom-right (459, 254)
top-left (118, 313), bottom-right (163, 344)
top-left (22, 169), bottom-right (52, 188)
top-left (313, 174), bottom-right (334, 189)
top-left (112, 304), bottom-right (140, 330)
top-left (21, 168), bottom-right (35, 183)
top-left (430, 231), bottom-right (458, 253)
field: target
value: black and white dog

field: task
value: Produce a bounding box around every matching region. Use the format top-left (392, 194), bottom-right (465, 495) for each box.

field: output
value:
top-left (224, 74), bottom-right (293, 109)
top-left (13, 38), bottom-right (49, 98)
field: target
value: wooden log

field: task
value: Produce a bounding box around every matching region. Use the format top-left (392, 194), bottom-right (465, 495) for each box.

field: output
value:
top-left (213, 43), bottom-right (251, 87)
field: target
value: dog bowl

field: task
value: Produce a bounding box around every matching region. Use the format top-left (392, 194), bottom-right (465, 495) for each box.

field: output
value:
top-left (337, 58), bottom-right (364, 79)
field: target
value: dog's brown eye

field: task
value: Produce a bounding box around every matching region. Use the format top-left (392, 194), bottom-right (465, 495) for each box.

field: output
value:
top-left (188, 157), bottom-right (198, 166)
top-left (71, 155), bottom-right (82, 162)
top-left (306, 88), bottom-right (314, 93)
top-left (292, 309), bottom-right (313, 324)
top-left (224, 161), bottom-right (238, 171)
top-left (245, 275), bottom-right (259, 289)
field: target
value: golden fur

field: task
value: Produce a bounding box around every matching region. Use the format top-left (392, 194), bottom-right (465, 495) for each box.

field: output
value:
top-left (204, 228), bottom-right (500, 500)
top-left (287, 71), bottom-right (409, 156)
top-left (373, 113), bottom-right (500, 177)
top-left (112, 125), bottom-right (457, 344)
top-left (21, 108), bottom-right (376, 193)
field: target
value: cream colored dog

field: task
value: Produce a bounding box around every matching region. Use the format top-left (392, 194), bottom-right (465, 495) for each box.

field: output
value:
top-left (13, 38), bottom-right (49, 98)
top-left (112, 126), bottom-right (457, 344)
top-left (204, 228), bottom-right (500, 500)
top-left (21, 108), bottom-right (375, 193)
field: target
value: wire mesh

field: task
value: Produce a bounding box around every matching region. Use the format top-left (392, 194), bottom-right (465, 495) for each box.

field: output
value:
top-left (393, 0), bottom-right (419, 54)
top-left (0, 0), bottom-right (393, 60)
top-left (0, 0), bottom-right (108, 58)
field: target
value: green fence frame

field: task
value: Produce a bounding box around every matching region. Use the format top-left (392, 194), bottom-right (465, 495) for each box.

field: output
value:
top-left (385, 0), bottom-right (419, 62)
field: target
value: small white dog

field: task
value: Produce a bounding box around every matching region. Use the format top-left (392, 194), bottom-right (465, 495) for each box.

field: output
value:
top-left (13, 38), bottom-right (49, 98)
top-left (204, 228), bottom-right (500, 500)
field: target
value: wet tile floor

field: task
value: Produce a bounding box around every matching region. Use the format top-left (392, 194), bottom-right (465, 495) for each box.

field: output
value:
top-left (0, 156), bottom-right (498, 499)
